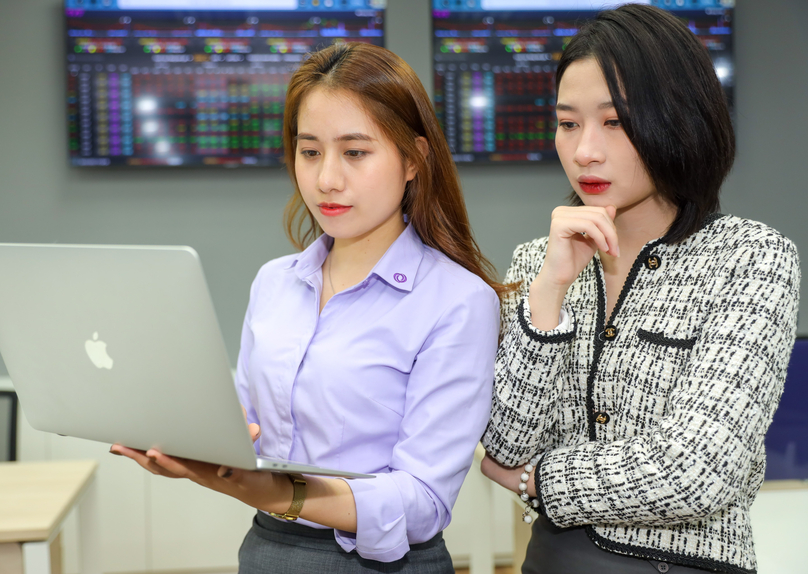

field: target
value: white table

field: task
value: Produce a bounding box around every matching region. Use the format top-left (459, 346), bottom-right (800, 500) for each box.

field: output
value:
top-left (0, 460), bottom-right (100, 574)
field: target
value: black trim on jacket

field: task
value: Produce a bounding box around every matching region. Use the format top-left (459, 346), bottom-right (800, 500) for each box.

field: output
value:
top-left (637, 329), bottom-right (697, 349)
top-left (517, 298), bottom-right (577, 343)
top-left (586, 526), bottom-right (755, 574)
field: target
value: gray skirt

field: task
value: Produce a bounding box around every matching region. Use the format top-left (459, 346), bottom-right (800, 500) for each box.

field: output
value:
top-left (522, 516), bottom-right (710, 574)
top-left (238, 512), bottom-right (454, 574)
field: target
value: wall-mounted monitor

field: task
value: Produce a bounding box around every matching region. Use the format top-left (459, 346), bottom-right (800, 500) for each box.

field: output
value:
top-left (65, 0), bottom-right (386, 167)
top-left (766, 338), bottom-right (808, 480)
top-left (432, 0), bottom-right (734, 164)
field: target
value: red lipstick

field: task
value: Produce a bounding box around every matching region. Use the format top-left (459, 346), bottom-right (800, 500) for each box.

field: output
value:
top-left (578, 176), bottom-right (611, 194)
top-left (318, 203), bottom-right (351, 217)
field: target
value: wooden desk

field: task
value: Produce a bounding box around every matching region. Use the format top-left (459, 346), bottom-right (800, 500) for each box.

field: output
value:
top-left (0, 460), bottom-right (99, 574)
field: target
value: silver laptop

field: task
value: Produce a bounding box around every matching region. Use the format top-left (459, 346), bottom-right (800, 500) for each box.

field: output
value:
top-left (0, 243), bottom-right (371, 479)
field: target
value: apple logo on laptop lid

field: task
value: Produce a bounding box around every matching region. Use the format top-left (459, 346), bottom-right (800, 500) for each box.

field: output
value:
top-left (85, 332), bottom-right (114, 370)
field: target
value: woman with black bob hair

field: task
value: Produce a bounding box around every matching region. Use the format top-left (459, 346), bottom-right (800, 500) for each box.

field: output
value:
top-left (481, 4), bottom-right (799, 574)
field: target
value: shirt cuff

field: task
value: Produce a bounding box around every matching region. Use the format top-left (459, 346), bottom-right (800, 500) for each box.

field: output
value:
top-left (333, 475), bottom-right (411, 562)
top-left (517, 296), bottom-right (576, 342)
top-left (532, 452), bottom-right (559, 526)
top-left (556, 307), bottom-right (570, 331)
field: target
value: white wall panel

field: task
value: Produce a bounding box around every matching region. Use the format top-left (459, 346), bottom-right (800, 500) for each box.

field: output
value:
top-left (149, 475), bottom-right (254, 571)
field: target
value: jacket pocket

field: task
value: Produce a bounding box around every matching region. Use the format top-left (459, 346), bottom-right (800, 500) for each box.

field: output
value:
top-left (637, 328), bottom-right (697, 350)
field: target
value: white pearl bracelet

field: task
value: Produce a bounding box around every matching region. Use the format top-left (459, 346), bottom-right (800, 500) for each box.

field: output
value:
top-left (519, 455), bottom-right (541, 524)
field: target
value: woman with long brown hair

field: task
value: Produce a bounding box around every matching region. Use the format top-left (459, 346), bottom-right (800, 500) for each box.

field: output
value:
top-left (112, 42), bottom-right (501, 573)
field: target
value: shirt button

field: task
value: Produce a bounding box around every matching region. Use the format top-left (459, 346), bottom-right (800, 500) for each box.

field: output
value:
top-left (602, 325), bottom-right (618, 340)
top-left (594, 412), bottom-right (610, 425)
top-left (645, 255), bottom-right (662, 270)
top-left (657, 562), bottom-right (670, 573)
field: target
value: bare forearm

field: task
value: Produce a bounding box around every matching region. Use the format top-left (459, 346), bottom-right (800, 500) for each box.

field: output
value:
top-left (528, 272), bottom-right (569, 331)
top-left (113, 445), bottom-right (360, 534)
top-left (261, 475), bottom-right (358, 533)
top-left (480, 453), bottom-right (536, 497)
top-left (301, 476), bottom-right (357, 532)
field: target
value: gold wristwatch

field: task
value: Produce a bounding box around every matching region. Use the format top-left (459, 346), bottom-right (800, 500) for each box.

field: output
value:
top-left (268, 474), bottom-right (307, 521)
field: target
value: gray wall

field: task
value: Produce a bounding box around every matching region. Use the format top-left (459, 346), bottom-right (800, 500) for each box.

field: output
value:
top-left (0, 0), bottom-right (806, 376)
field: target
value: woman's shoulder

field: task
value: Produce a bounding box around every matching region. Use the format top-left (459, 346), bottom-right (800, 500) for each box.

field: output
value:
top-left (248, 252), bottom-right (302, 294)
top-left (512, 236), bottom-right (550, 260)
top-left (503, 236), bottom-right (550, 284)
top-left (419, 246), bottom-right (499, 303)
top-left (700, 214), bottom-right (798, 259)
top-left (254, 252), bottom-right (299, 278)
top-left (687, 215), bottom-right (800, 292)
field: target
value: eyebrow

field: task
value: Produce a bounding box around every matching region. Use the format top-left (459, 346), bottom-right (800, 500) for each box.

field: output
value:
top-left (555, 101), bottom-right (615, 112)
top-left (294, 133), bottom-right (375, 143)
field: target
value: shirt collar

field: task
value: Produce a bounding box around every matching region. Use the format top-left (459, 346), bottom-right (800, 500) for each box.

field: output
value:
top-left (285, 233), bottom-right (332, 281)
top-left (285, 224), bottom-right (425, 293)
top-left (369, 224), bottom-right (424, 293)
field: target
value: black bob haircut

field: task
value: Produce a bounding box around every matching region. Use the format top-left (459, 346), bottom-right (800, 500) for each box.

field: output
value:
top-left (556, 4), bottom-right (735, 244)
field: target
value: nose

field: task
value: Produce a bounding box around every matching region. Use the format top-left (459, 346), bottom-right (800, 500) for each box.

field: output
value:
top-left (573, 124), bottom-right (606, 167)
top-left (317, 150), bottom-right (345, 193)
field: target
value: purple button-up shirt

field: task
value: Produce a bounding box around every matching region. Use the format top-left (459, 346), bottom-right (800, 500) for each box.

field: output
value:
top-left (234, 224), bottom-right (499, 562)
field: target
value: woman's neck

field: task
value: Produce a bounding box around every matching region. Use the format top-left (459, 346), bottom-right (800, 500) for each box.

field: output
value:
top-left (327, 212), bottom-right (407, 287)
top-left (599, 194), bottom-right (676, 273)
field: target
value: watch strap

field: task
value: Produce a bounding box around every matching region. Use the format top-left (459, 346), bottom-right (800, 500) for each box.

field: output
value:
top-left (268, 474), bottom-right (307, 521)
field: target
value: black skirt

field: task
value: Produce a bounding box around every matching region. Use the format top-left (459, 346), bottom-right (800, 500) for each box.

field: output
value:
top-left (522, 516), bottom-right (711, 574)
top-left (238, 511), bottom-right (454, 574)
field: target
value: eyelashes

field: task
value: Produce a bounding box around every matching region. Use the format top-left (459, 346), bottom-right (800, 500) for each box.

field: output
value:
top-left (298, 149), bottom-right (370, 159)
top-left (556, 119), bottom-right (622, 131)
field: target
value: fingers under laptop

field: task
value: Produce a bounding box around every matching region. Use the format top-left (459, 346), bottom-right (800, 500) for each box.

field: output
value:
top-left (145, 448), bottom-right (193, 479)
top-left (218, 466), bottom-right (235, 479)
top-left (110, 443), bottom-right (181, 478)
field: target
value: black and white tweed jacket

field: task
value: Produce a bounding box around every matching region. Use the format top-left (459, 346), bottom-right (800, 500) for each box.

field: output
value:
top-left (482, 214), bottom-right (800, 574)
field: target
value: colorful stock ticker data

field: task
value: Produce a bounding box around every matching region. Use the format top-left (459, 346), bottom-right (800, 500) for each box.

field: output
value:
top-left (432, 0), bottom-right (734, 164)
top-left (65, 0), bottom-right (732, 168)
top-left (65, 0), bottom-right (386, 167)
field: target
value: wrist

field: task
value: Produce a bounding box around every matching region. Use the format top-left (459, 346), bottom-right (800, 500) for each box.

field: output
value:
top-left (528, 273), bottom-right (569, 331)
top-left (529, 270), bottom-right (571, 300)
top-left (518, 457), bottom-right (541, 523)
top-left (267, 474), bottom-right (307, 521)
top-left (515, 466), bottom-right (537, 498)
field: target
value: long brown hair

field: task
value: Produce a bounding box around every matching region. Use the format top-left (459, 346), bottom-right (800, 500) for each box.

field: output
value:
top-left (282, 42), bottom-right (507, 297)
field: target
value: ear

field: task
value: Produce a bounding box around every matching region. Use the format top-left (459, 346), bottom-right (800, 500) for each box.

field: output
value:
top-left (405, 136), bottom-right (429, 182)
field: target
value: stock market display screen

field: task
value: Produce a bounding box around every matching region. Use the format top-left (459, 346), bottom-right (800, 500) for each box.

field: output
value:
top-left (432, 0), bottom-right (734, 164)
top-left (65, 0), bottom-right (386, 167)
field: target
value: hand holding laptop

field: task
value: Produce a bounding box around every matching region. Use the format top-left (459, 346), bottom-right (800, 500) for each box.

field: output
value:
top-left (109, 438), bottom-right (358, 534)
top-left (109, 442), bottom-right (296, 512)
top-left (242, 405), bottom-right (261, 443)
top-left (110, 403), bottom-right (261, 479)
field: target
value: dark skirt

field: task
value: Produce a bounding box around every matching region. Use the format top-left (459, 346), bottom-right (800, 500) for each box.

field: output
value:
top-left (522, 516), bottom-right (711, 574)
top-left (238, 511), bottom-right (455, 574)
